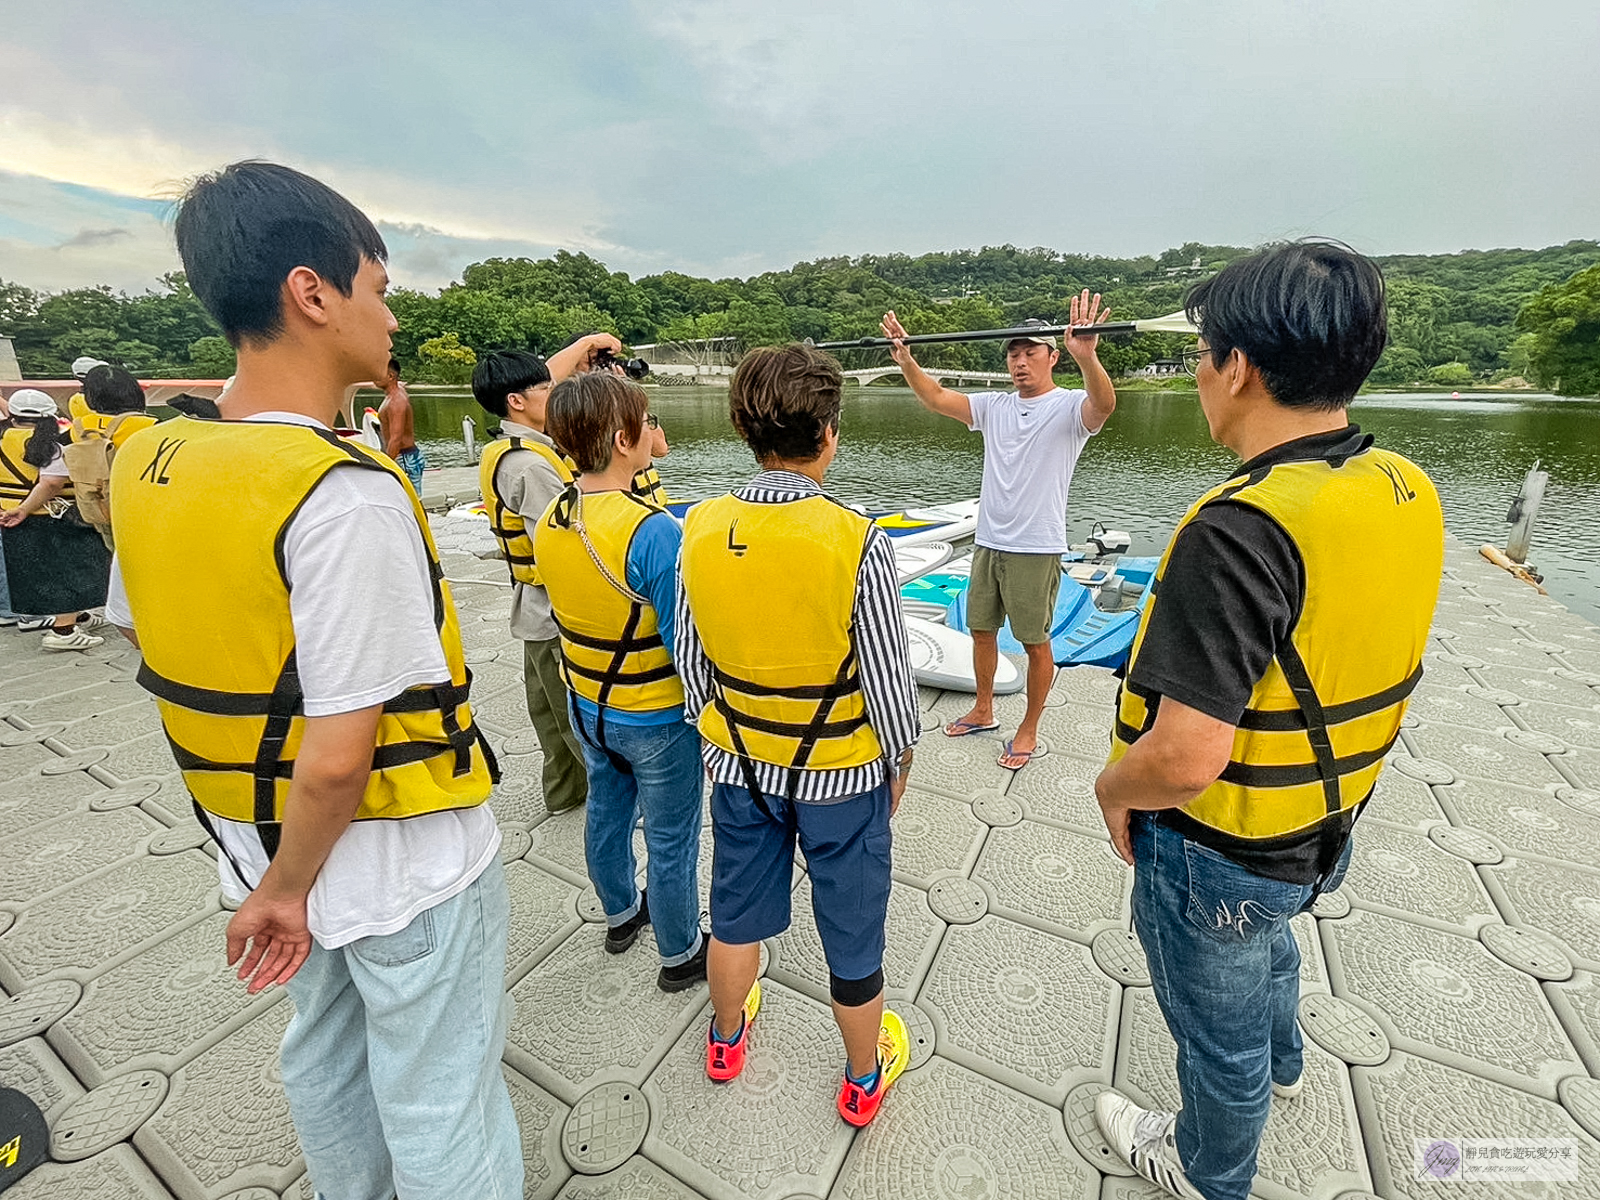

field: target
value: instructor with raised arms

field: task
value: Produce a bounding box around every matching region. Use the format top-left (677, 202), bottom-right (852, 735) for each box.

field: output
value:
top-left (882, 292), bottom-right (1117, 770)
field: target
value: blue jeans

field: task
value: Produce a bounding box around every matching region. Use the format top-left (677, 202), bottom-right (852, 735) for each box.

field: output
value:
top-left (394, 447), bottom-right (426, 495)
top-left (573, 704), bottom-right (705, 964)
top-left (1130, 813), bottom-right (1352, 1200)
top-left (281, 858), bottom-right (522, 1200)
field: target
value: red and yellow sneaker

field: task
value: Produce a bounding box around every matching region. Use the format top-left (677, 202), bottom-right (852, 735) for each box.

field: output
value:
top-left (837, 1008), bottom-right (910, 1127)
top-left (706, 981), bottom-right (762, 1083)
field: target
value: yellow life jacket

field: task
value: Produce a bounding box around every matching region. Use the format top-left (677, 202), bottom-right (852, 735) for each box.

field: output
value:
top-left (68, 393), bottom-right (89, 422)
top-left (1109, 445), bottom-right (1443, 852)
top-left (478, 435), bottom-right (576, 586)
top-left (0, 426), bottom-right (40, 511)
top-left (533, 488), bottom-right (684, 713)
top-left (631, 466), bottom-right (667, 507)
top-left (111, 417), bottom-right (497, 840)
top-left (76, 410), bottom-right (157, 449)
top-left (681, 493), bottom-right (883, 785)
top-left (0, 424), bottom-right (72, 510)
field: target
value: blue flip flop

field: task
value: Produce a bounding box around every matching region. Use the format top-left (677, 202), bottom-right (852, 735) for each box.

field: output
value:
top-left (944, 718), bottom-right (1000, 738)
top-left (997, 739), bottom-right (1036, 770)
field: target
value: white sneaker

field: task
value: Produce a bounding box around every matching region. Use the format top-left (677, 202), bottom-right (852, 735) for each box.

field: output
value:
top-left (75, 610), bottom-right (112, 632)
top-left (40, 627), bottom-right (103, 652)
top-left (1095, 1090), bottom-right (1205, 1200)
top-left (16, 616), bottom-right (52, 632)
top-left (1272, 1075), bottom-right (1303, 1100)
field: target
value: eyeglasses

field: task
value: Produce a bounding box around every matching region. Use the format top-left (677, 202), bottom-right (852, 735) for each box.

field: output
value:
top-left (644, 413), bottom-right (660, 429)
top-left (1180, 346), bottom-right (1218, 376)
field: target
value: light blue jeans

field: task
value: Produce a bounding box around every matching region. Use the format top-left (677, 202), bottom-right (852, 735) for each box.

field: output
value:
top-left (572, 704), bottom-right (705, 964)
top-left (1130, 813), bottom-right (1352, 1200)
top-left (281, 857), bottom-right (522, 1200)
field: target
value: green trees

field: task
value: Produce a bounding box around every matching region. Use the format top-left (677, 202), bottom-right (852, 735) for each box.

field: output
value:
top-left (3, 242), bottom-right (1597, 389)
top-left (1515, 263), bottom-right (1600, 396)
top-left (415, 333), bottom-right (477, 385)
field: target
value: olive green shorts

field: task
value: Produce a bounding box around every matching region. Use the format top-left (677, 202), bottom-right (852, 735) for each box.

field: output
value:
top-left (965, 546), bottom-right (1062, 645)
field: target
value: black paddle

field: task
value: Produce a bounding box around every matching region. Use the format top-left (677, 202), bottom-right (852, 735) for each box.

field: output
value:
top-left (809, 311), bottom-right (1196, 351)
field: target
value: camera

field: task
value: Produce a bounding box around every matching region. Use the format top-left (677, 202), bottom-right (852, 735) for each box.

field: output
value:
top-left (593, 348), bottom-right (650, 380)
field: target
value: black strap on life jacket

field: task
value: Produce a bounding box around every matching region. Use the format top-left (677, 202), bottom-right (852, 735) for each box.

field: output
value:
top-left (1271, 640), bottom-right (1348, 884)
top-left (709, 648), bottom-right (868, 805)
top-left (1234, 663), bottom-right (1423, 732)
top-left (0, 440), bottom-right (36, 500)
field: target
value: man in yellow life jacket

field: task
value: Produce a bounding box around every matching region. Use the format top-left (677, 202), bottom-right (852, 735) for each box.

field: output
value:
top-left (472, 338), bottom-right (621, 816)
top-left (105, 161), bottom-right (522, 1199)
top-left (534, 372), bottom-right (708, 991)
top-left (677, 344), bottom-right (921, 1128)
top-left (1090, 242), bottom-right (1444, 1200)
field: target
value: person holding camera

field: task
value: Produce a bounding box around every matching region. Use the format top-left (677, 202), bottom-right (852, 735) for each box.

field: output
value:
top-left (472, 333), bottom-right (623, 815)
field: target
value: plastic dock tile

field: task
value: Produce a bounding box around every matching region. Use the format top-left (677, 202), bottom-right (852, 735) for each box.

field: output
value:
top-left (1321, 908), bottom-right (1584, 1099)
top-left (972, 819), bottom-right (1131, 942)
top-left (641, 982), bottom-right (856, 1200)
top-left (832, 1056), bottom-right (1100, 1200)
top-left (919, 915), bottom-right (1119, 1106)
top-left (504, 924), bottom-right (708, 1104)
top-left (1351, 1052), bottom-right (1600, 1200)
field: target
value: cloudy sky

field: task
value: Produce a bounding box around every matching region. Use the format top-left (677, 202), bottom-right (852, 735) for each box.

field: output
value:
top-left (2, 0), bottom-right (1595, 294)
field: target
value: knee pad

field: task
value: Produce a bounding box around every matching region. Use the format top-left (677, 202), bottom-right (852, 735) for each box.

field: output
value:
top-left (829, 968), bottom-right (884, 1008)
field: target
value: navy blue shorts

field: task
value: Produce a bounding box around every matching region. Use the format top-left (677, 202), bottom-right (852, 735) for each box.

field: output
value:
top-left (709, 780), bottom-right (892, 984)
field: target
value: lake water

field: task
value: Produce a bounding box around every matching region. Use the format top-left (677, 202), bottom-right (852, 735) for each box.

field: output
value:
top-left (405, 385), bottom-right (1600, 625)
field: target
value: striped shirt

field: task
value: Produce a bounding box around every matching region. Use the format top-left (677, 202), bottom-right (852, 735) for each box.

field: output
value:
top-left (675, 470), bottom-right (920, 804)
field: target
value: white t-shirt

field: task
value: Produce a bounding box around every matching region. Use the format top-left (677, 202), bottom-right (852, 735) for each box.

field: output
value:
top-left (106, 411), bottom-right (499, 947)
top-left (967, 387), bottom-right (1096, 554)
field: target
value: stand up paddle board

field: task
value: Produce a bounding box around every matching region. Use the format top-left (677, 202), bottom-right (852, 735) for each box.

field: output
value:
top-left (905, 614), bottom-right (1024, 694)
top-left (874, 499), bottom-right (980, 547)
top-left (894, 540), bottom-right (955, 585)
top-left (900, 555), bottom-right (973, 623)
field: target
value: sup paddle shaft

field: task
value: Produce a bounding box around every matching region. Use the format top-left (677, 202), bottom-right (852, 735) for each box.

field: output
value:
top-left (810, 311), bottom-right (1194, 350)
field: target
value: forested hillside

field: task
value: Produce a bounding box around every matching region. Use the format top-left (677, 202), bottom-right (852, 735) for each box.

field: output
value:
top-left (4, 239), bottom-right (1598, 392)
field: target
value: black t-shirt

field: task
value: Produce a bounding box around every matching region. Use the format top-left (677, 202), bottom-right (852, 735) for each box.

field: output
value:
top-left (1126, 425), bottom-right (1376, 884)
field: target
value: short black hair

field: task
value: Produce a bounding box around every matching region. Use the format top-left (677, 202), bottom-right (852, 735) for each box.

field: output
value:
top-left (174, 160), bottom-right (387, 349)
top-left (471, 350), bottom-right (550, 419)
top-left (728, 344), bottom-right (843, 464)
top-left (1185, 240), bottom-right (1387, 411)
top-left (83, 364), bottom-right (146, 415)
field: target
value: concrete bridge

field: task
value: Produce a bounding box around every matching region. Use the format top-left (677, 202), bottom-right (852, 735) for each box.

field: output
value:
top-left (843, 366), bottom-right (1013, 388)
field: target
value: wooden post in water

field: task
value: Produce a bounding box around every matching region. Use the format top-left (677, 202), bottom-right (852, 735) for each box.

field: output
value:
top-left (462, 415), bottom-right (478, 464)
top-left (1505, 460), bottom-right (1548, 564)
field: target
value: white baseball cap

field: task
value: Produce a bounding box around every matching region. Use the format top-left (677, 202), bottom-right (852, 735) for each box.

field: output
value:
top-left (1006, 319), bottom-right (1057, 349)
top-left (71, 356), bottom-right (109, 379)
top-left (7, 389), bottom-right (60, 418)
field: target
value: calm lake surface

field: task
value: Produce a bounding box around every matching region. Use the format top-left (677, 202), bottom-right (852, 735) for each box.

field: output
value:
top-left (407, 385), bottom-right (1600, 626)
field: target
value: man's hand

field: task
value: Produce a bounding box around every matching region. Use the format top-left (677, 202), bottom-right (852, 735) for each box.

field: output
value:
top-left (547, 333), bottom-right (624, 383)
top-left (0, 508), bottom-right (26, 527)
top-left (580, 333), bottom-right (624, 371)
top-left (1064, 289), bottom-right (1110, 366)
top-left (226, 885), bottom-right (313, 993)
top-left (890, 769), bottom-right (909, 817)
top-left (880, 310), bottom-right (917, 370)
top-left (879, 311), bottom-right (973, 423)
top-left (1097, 786), bottom-right (1136, 865)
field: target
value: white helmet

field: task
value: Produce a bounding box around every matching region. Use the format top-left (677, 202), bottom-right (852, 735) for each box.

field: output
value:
top-left (71, 356), bottom-right (109, 379)
top-left (6, 389), bottom-right (60, 418)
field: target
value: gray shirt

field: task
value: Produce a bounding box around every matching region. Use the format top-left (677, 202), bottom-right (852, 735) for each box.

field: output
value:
top-left (496, 419), bottom-right (567, 643)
